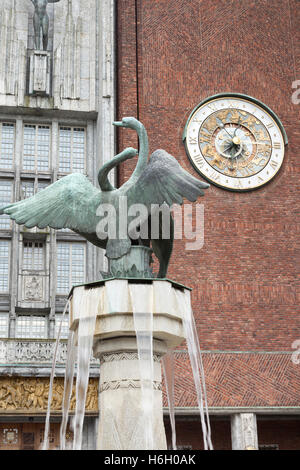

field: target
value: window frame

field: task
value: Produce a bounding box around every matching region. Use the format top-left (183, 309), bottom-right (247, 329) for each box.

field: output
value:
top-left (0, 122), bottom-right (15, 170)
top-left (0, 179), bottom-right (13, 229)
top-left (56, 241), bottom-right (86, 294)
top-left (22, 123), bottom-right (51, 172)
top-left (58, 126), bottom-right (86, 174)
top-left (15, 314), bottom-right (48, 339)
top-left (22, 240), bottom-right (46, 272)
top-left (0, 312), bottom-right (9, 338)
top-left (0, 239), bottom-right (10, 293)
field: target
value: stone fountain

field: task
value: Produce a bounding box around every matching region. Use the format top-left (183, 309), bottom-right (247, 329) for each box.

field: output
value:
top-left (69, 247), bottom-right (191, 449)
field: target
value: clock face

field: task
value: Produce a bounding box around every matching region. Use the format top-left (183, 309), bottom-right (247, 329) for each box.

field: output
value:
top-left (183, 94), bottom-right (287, 191)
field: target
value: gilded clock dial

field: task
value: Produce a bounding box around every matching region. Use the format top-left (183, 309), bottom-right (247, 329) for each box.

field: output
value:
top-left (184, 95), bottom-right (287, 191)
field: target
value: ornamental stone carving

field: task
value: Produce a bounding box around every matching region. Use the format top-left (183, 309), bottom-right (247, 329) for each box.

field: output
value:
top-left (0, 377), bottom-right (98, 412)
top-left (24, 275), bottom-right (44, 301)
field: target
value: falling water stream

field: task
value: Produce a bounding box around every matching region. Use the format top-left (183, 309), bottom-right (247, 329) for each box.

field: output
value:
top-left (175, 288), bottom-right (213, 450)
top-left (72, 287), bottom-right (100, 450)
top-left (42, 299), bottom-right (70, 450)
top-left (59, 328), bottom-right (76, 450)
top-left (162, 352), bottom-right (177, 450)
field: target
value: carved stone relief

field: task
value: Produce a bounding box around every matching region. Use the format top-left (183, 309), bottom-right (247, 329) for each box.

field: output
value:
top-left (23, 275), bottom-right (44, 301)
top-left (0, 377), bottom-right (98, 412)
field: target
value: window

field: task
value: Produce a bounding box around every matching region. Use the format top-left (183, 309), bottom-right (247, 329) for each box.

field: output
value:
top-left (0, 313), bottom-right (9, 338)
top-left (0, 123), bottom-right (15, 169)
top-left (0, 240), bottom-right (9, 292)
top-left (55, 314), bottom-right (69, 339)
top-left (58, 127), bottom-right (85, 173)
top-left (23, 241), bottom-right (45, 271)
top-left (20, 179), bottom-right (50, 200)
top-left (0, 180), bottom-right (13, 229)
top-left (21, 180), bottom-right (34, 199)
top-left (56, 242), bottom-right (85, 294)
top-left (23, 124), bottom-right (50, 171)
top-left (15, 315), bottom-right (47, 339)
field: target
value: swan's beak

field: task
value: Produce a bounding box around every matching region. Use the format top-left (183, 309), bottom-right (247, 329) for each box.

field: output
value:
top-left (112, 121), bottom-right (123, 127)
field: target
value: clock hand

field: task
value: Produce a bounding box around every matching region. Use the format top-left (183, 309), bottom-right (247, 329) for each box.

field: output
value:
top-left (233, 117), bottom-right (241, 137)
top-left (219, 123), bottom-right (234, 138)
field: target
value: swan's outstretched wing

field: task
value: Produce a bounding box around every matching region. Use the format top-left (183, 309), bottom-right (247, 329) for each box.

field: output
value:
top-left (125, 149), bottom-right (210, 209)
top-left (0, 173), bottom-right (100, 232)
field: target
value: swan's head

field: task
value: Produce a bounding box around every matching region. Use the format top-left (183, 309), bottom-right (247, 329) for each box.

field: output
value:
top-left (113, 117), bottom-right (141, 130)
top-left (121, 147), bottom-right (139, 160)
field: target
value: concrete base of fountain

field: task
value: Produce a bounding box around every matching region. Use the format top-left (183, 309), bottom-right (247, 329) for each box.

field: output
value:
top-left (69, 278), bottom-right (190, 450)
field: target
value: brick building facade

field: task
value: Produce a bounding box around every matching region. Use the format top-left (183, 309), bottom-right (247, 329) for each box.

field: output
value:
top-left (116, 0), bottom-right (300, 449)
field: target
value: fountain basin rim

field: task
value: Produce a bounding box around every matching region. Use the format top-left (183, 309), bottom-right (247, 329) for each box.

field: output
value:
top-left (68, 277), bottom-right (192, 299)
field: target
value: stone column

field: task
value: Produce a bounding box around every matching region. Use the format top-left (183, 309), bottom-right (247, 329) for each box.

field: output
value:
top-left (94, 336), bottom-right (167, 450)
top-left (231, 413), bottom-right (258, 450)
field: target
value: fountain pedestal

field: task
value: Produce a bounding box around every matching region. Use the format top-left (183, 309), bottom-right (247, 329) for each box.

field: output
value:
top-left (69, 278), bottom-right (190, 450)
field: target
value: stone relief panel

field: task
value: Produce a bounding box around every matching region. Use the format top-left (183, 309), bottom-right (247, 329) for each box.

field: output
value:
top-left (23, 275), bottom-right (44, 302)
top-left (0, 377), bottom-right (98, 412)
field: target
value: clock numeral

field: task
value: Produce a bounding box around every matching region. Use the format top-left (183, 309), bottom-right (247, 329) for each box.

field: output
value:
top-left (209, 170), bottom-right (220, 181)
top-left (273, 142), bottom-right (281, 149)
top-left (270, 159), bottom-right (278, 170)
top-left (227, 101), bottom-right (236, 108)
top-left (188, 136), bottom-right (198, 145)
top-left (207, 103), bottom-right (218, 111)
top-left (193, 154), bottom-right (205, 167)
top-left (234, 179), bottom-right (243, 189)
top-left (267, 123), bottom-right (274, 129)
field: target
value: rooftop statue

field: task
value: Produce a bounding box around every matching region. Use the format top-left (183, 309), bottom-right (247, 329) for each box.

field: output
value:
top-left (0, 118), bottom-right (209, 278)
top-left (29, 0), bottom-right (61, 50)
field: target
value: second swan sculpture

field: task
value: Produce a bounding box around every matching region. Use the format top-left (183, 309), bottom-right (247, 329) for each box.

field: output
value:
top-left (0, 118), bottom-right (209, 278)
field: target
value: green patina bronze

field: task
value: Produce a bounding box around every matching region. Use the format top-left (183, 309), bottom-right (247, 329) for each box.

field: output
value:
top-left (30, 0), bottom-right (62, 51)
top-left (0, 118), bottom-right (209, 278)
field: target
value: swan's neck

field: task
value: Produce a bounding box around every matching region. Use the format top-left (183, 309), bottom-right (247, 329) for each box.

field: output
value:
top-left (131, 123), bottom-right (148, 180)
top-left (98, 149), bottom-right (134, 191)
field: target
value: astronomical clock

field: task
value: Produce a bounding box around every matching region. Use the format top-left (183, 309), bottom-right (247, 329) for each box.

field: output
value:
top-left (183, 93), bottom-right (288, 191)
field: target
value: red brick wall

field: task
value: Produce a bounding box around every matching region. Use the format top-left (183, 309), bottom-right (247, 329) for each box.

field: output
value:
top-left (257, 419), bottom-right (300, 450)
top-left (116, 0), bottom-right (300, 412)
top-left (164, 418), bottom-right (232, 450)
top-left (117, 0), bottom-right (300, 352)
top-left (164, 418), bottom-right (300, 450)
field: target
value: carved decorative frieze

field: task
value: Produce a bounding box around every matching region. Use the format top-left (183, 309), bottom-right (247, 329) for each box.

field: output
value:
top-left (0, 339), bottom-right (99, 365)
top-left (100, 379), bottom-right (162, 393)
top-left (100, 352), bottom-right (162, 364)
top-left (0, 377), bottom-right (98, 412)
